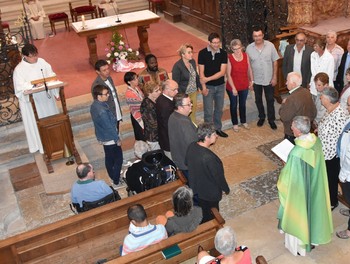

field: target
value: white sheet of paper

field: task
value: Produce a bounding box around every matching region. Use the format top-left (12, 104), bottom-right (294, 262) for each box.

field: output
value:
top-left (271, 139), bottom-right (295, 162)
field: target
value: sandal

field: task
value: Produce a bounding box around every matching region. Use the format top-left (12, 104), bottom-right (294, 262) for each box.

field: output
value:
top-left (197, 245), bottom-right (204, 253)
top-left (336, 230), bottom-right (350, 239)
top-left (242, 123), bottom-right (250, 130)
top-left (340, 208), bottom-right (350, 217)
top-left (233, 125), bottom-right (239, 132)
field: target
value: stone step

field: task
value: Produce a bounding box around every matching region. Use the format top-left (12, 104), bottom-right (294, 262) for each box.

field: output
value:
top-left (0, 88), bottom-right (275, 172)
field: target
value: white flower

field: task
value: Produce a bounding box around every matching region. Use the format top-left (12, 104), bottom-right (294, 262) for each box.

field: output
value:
top-left (106, 53), bottom-right (111, 58)
top-left (120, 54), bottom-right (126, 60)
top-left (136, 51), bottom-right (139, 56)
top-left (128, 48), bottom-right (132, 52)
top-left (114, 52), bottom-right (119, 57)
top-left (107, 60), bottom-right (111, 64)
top-left (119, 41), bottom-right (124, 45)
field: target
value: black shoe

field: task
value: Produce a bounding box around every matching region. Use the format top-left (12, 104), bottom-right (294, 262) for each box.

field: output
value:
top-left (331, 202), bottom-right (339, 211)
top-left (216, 130), bottom-right (228, 138)
top-left (257, 119), bottom-right (265, 127)
top-left (269, 121), bottom-right (277, 130)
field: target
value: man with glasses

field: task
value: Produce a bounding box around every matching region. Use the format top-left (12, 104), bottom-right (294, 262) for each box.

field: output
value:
top-left (156, 79), bottom-right (179, 159)
top-left (13, 43), bottom-right (59, 154)
top-left (198, 32), bottom-right (228, 138)
top-left (282, 32), bottom-right (313, 89)
top-left (90, 85), bottom-right (123, 189)
top-left (246, 28), bottom-right (280, 130)
top-left (92, 59), bottom-right (122, 129)
top-left (168, 93), bottom-right (197, 178)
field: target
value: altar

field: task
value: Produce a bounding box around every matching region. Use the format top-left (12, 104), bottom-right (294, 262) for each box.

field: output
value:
top-left (72, 10), bottom-right (160, 66)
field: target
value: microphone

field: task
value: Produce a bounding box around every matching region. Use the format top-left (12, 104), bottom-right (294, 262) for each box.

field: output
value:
top-left (110, 0), bottom-right (121, 23)
top-left (41, 69), bottom-right (51, 99)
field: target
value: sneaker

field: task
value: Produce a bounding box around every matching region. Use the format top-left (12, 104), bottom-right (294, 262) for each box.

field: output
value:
top-left (268, 121), bottom-right (277, 130)
top-left (112, 182), bottom-right (124, 190)
top-left (241, 123), bottom-right (250, 130)
top-left (257, 119), bottom-right (265, 127)
top-left (216, 130), bottom-right (228, 138)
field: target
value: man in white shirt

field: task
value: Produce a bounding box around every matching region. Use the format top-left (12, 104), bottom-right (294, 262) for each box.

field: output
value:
top-left (92, 59), bottom-right (122, 129)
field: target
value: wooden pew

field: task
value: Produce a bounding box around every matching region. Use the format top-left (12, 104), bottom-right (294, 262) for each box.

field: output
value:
top-left (0, 173), bottom-right (187, 263)
top-left (108, 208), bottom-right (225, 263)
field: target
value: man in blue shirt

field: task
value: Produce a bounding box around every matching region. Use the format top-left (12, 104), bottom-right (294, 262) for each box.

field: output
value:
top-left (71, 163), bottom-right (113, 208)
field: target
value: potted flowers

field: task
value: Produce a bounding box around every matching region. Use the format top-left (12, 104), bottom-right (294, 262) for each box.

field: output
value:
top-left (105, 31), bottom-right (144, 72)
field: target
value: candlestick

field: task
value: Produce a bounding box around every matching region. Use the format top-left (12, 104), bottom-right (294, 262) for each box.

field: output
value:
top-left (81, 15), bottom-right (86, 28)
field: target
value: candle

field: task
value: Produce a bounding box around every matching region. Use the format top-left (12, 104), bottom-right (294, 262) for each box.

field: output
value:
top-left (81, 15), bottom-right (85, 28)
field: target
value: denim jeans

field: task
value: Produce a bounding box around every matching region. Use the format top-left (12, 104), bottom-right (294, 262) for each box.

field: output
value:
top-left (253, 84), bottom-right (275, 122)
top-left (103, 143), bottom-right (123, 184)
top-left (203, 84), bottom-right (225, 130)
top-left (226, 89), bottom-right (248, 125)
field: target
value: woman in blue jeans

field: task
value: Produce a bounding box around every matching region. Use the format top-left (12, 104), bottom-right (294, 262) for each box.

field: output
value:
top-left (226, 39), bottom-right (253, 132)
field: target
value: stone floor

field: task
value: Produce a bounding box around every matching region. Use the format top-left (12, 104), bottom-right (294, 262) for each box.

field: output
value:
top-left (2, 16), bottom-right (350, 264)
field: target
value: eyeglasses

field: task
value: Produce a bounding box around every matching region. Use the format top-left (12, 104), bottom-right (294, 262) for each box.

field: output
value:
top-left (182, 103), bottom-right (193, 107)
top-left (211, 41), bottom-right (221, 45)
top-left (232, 47), bottom-right (241, 51)
top-left (168, 88), bottom-right (178, 92)
top-left (101, 92), bottom-right (110, 96)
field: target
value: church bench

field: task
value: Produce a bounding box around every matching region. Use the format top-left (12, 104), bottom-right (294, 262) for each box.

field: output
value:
top-left (0, 173), bottom-right (187, 263)
top-left (107, 207), bottom-right (225, 264)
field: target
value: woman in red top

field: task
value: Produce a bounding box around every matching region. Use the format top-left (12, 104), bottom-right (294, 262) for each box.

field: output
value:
top-left (226, 39), bottom-right (253, 132)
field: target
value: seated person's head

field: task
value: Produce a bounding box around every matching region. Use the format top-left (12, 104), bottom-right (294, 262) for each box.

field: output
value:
top-left (128, 204), bottom-right (147, 226)
top-left (214, 226), bottom-right (237, 257)
top-left (76, 163), bottom-right (94, 180)
top-left (314, 72), bottom-right (329, 93)
top-left (172, 186), bottom-right (194, 217)
top-left (134, 141), bottom-right (150, 159)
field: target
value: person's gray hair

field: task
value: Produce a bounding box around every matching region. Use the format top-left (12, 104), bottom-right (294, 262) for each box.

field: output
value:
top-left (287, 72), bottom-right (302, 87)
top-left (134, 141), bottom-right (150, 159)
top-left (214, 226), bottom-right (237, 257)
top-left (326, 30), bottom-right (337, 38)
top-left (197, 122), bottom-right (215, 142)
top-left (229, 39), bottom-right (244, 51)
top-left (322, 86), bottom-right (339, 104)
top-left (292, 116), bottom-right (310, 134)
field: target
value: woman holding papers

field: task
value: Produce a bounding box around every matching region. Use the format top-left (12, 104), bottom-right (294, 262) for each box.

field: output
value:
top-left (13, 44), bottom-right (59, 153)
top-left (277, 116), bottom-right (333, 256)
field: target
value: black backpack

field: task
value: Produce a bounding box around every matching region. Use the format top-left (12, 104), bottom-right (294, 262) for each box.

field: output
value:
top-left (140, 150), bottom-right (168, 191)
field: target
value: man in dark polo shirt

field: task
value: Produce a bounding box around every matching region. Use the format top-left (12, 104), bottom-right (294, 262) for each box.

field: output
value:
top-left (198, 33), bottom-right (228, 138)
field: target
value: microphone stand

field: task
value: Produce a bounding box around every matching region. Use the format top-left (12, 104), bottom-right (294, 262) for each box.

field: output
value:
top-left (110, 0), bottom-right (121, 23)
top-left (41, 69), bottom-right (51, 99)
top-left (21, 0), bottom-right (34, 44)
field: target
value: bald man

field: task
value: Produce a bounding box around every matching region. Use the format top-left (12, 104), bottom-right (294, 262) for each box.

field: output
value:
top-left (279, 72), bottom-right (316, 143)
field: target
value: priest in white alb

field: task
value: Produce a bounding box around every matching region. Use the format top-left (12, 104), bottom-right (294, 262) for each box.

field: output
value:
top-left (25, 0), bottom-right (46, 40)
top-left (13, 44), bottom-right (59, 154)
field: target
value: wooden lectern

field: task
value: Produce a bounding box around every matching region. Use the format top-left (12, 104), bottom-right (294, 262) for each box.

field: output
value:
top-left (29, 78), bottom-right (82, 173)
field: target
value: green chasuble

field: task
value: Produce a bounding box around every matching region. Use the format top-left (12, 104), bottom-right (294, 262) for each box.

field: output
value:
top-left (277, 133), bottom-right (333, 252)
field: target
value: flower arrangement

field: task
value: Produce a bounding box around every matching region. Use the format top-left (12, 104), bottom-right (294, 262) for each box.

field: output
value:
top-left (105, 31), bottom-right (140, 64)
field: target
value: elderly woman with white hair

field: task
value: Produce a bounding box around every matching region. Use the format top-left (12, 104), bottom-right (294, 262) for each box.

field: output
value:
top-left (197, 226), bottom-right (251, 264)
top-left (318, 87), bottom-right (349, 210)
